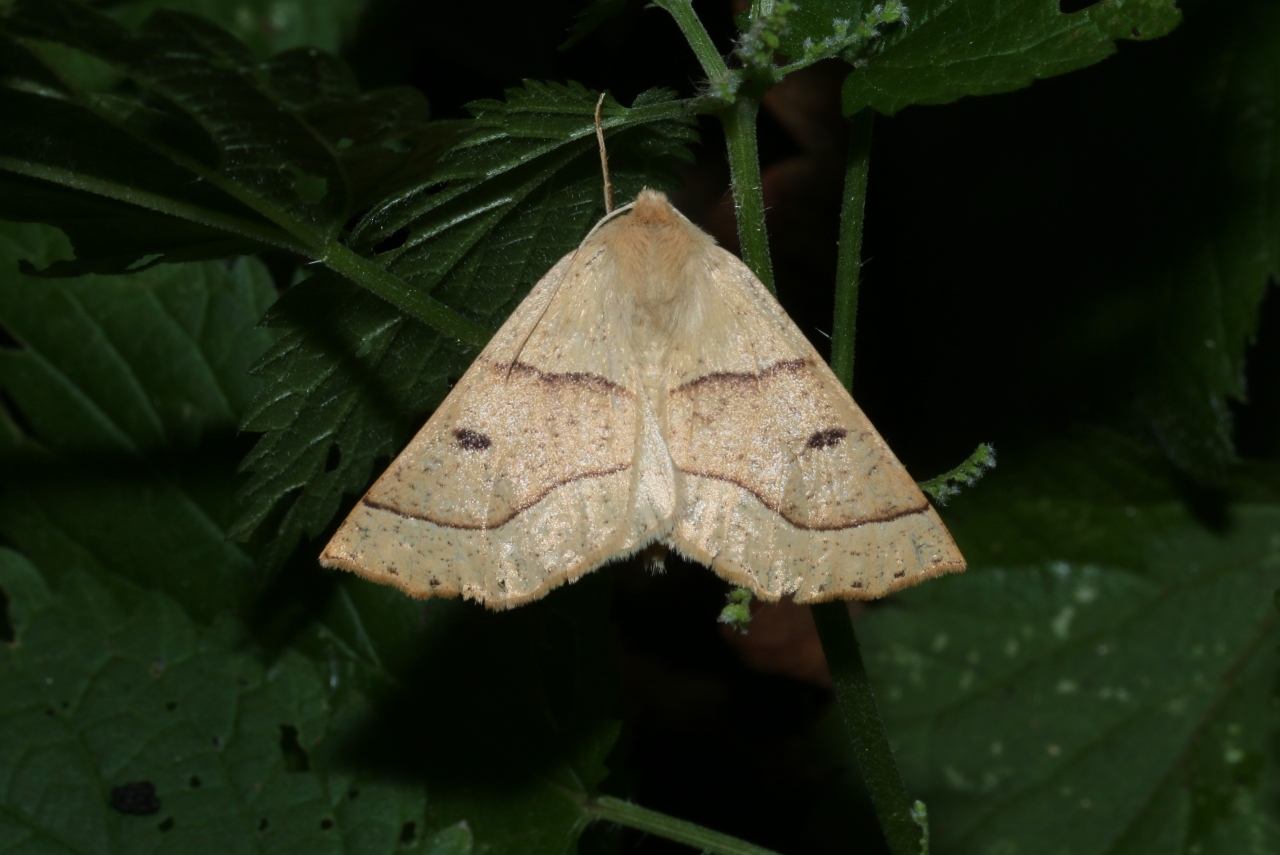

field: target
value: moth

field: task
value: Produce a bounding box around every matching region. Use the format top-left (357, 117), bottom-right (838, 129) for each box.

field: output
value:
top-left (321, 189), bottom-right (965, 608)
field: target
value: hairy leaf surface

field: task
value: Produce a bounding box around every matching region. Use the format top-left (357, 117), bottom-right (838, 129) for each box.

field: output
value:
top-left (861, 437), bottom-right (1280, 855)
top-left (768, 0), bottom-right (1180, 115)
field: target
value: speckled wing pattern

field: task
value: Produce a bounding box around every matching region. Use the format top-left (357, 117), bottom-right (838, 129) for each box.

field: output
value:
top-left (321, 248), bottom-right (667, 608)
top-left (664, 244), bottom-right (965, 602)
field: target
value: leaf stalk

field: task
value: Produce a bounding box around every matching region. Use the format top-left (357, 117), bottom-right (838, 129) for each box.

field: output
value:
top-left (586, 796), bottom-right (783, 855)
top-left (831, 111), bottom-right (874, 387)
top-left (721, 95), bottom-right (775, 292)
top-left (819, 107), bottom-right (928, 855)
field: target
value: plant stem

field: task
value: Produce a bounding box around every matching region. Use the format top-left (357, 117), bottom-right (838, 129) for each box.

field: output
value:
top-left (817, 108), bottom-right (926, 855)
top-left (586, 796), bottom-right (783, 855)
top-left (322, 243), bottom-right (490, 348)
top-left (651, 0), bottom-right (730, 80)
top-left (721, 95), bottom-right (775, 293)
top-left (657, 4), bottom-right (919, 851)
top-left (811, 603), bottom-right (924, 855)
top-left (830, 110), bottom-right (874, 387)
top-left (654, 0), bottom-right (773, 291)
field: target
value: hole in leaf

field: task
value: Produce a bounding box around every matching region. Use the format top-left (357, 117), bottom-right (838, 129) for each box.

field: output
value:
top-left (324, 443), bottom-right (342, 473)
top-left (0, 585), bottom-right (13, 643)
top-left (1234, 283), bottom-right (1280, 458)
top-left (157, 817), bottom-right (174, 832)
top-left (165, 701), bottom-right (177, 712)
top-left (258, 817), bottom-right (269, 832)
top-left (348, 788), bottom-right (359, 800)
top-left (188, 775), bottom-right (201, 788)
top-left (1058, 0), bottom-right (1099, 11)
top-left (279, 724), bottom-right (310, 772)
top-left (373, 227), bottom-right (410, 254)
top-left (399, 821), bottom-right (418, 847)
top-left (211, 736), bottom-right (223, 750)
top-left (44, 707), bottom-right (55, 717)
top-left (287, 165), bottom-right (329, 203)
top-left (320, 818), bottom-right (334, 831)
top-left (125, 253), bottom-right (164, 272)
top-left (111, 781), bottom-right (161, 816)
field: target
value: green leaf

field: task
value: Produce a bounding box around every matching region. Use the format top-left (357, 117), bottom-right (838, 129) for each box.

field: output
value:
top-left (349, 82), bottom-right (696, 290)
top-left (235, 82), bottom-right (695, 568)
top-left (770, 0), bottom-right (1181, 116)
top-left (249, 571), bottom-right (624, 854)
top-left (859, 435), bottom-right (1280, 855)
top-left (0, 0), bottom-right (475, 344)
top-left (0, 549), bottom-right (439, 855)
top-left (232, 270), bottom-right (470, 571)
top-left (1123, 0), bottom-right (1280, 476)
top-left (1, 0), bottom-right (347, 260)
top-left (0, 221), bottom-right (277, 619)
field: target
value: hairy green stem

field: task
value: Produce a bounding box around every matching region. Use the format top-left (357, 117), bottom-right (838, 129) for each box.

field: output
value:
top-left (587, 796), bottom-right (782, 855)
top-left (818, 109), bottom-right (926, 855)
top-left (811, 603), bottom-right (924, 854)
top-left (651, 0), bottom-right (730, 80)
top-left (322, 243), bottom-right (490, 348)
top-left (657, 5), bottom-right (918, 852)
top-left (721, 96), bottom-right (775, 293)
top-left (830, 111), bottom-right (874, 387)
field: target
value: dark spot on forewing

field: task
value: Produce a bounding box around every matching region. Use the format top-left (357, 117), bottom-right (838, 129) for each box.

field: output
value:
top-left (453, 428), bottom-right (491, 450)
top-left (806, 428), bottom-right (847, 450)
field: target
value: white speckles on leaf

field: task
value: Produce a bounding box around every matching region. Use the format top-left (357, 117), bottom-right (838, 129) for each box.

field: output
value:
top-left (1051, 605), bottom-right (1076, 639)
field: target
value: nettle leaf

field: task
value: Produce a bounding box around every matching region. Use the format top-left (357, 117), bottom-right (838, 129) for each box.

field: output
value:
top-left (772, 0), bottom-right (1180, 115)
top-left (0, 0), bottom-right (461, 282)
top-left (232, 270), bottom-right (472, 572)
top-left (859, 435), bottom-right (1280, 855)
top-left (0, 222), bottom-right (276, 619)
top-left (0, 549), bottom-right (450, 855)
top-left (235, 82), bottom-right (695, 569)
top-left (1126, 1), bottom-right (1280, 476)
top-left (349, 82), bottom-right (696, 295)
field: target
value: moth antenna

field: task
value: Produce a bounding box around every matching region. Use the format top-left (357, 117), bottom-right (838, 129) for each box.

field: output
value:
top-left (595, 92), bottom-right (614, 214)
top-left (503, 201), bottom-right (640, 381)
